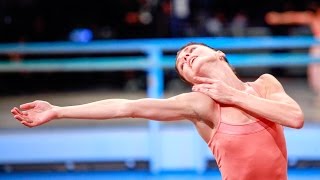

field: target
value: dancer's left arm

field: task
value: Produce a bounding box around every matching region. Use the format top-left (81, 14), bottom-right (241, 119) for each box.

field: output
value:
top-left (192, 74), bottom-right (304, 128)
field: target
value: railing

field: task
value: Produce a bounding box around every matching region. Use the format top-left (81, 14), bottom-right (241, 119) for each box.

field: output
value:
top-left (0, 36), bottom-right (319, 72)
top-left (0, 36), bottom-right (319, 173)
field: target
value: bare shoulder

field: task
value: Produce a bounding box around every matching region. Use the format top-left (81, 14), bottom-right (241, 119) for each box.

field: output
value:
top-left (258, 73), bottom-right (279, 82)
top-left (173, 92), bottom-right (218, 121)
top-left (258, 74), bottom-right (283, 87)
top-left (173, 92), bottom-right (217, 108)
top-left (255, 73), bottom-right (285, 93)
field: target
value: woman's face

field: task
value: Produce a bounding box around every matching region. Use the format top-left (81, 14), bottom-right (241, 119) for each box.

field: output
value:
top-left (176, 44), bottom-right (221, 84)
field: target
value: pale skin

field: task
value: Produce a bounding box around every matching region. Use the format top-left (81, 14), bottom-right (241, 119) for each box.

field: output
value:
top-left (11, 44), bottom-right (304, 144)
top-left (265, 8), bottom-right (320, 103)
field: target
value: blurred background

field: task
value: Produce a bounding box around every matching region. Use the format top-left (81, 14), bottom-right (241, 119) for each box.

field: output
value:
top-left (0, 0), bottom-right (320, 179)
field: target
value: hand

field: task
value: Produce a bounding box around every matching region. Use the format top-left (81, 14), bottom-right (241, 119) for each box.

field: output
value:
top-left (11, 100), bottom-right (58, 128)
top-left (192, 76), bottom-right (237, 104)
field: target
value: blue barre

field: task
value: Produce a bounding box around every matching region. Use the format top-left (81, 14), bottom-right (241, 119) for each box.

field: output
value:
top-left (0, 53), bottom-right (316, 72)
top-left (0, 36), bottom-right (319, 54)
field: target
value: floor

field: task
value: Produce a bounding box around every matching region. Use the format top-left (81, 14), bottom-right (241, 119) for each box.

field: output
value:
top-left (1, 169), bottom-right (320, 180)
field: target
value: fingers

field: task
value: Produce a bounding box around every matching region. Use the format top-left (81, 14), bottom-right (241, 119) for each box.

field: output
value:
top-left (192, 88), bottom-right (211, 97)
top-left (12, 108), bottom-right (33, 123)
top-left (20, 101), bottom-right (36, 110)
top-left (21, 121), bottom-right (34, 128)
top-left (193, 76), bottom-right (215, 84)
top-left (11, 105), bottom-right (35, 127)
top-left (193, 84), bottom-right (215, 91)
top-left (13, 114), bottom-right (33, 123)
top-left (11, 107), bottom-right (27, 116)
top-left (11, 107), bottom-right (20, 116)
top-left (11, 107), bottom-right (32, 123)
top-left (14, 114), bottom-right (24, 122)
top-left (193, 76), bottom-right (221, 85)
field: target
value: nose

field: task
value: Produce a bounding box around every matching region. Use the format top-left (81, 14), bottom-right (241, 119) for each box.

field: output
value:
top-left (183, 56), bottom-right (188, 63)
top-left (183, 55), bottom-right (191, 66)
top-left (184, 53), bottom-right (190, 61)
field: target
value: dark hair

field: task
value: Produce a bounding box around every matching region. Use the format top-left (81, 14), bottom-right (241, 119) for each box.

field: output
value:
top-left (175, 42), bottom-right (234, 85)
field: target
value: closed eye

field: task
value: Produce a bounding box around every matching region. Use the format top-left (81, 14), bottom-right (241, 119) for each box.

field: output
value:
top-left (190, 47), bottom-right (196, 53)
top-left (177, 58), bottom-right (184, 70)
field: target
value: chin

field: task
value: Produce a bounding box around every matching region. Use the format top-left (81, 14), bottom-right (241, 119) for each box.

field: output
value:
top-left (192, 61), bottom-right (202, 74)
top-left (196, 65), bottom-right (210, 76)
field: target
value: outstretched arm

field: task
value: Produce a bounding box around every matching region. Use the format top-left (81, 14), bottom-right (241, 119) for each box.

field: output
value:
top-left (265, 11), bottom-right (313, 25)
top-left (11, 93), bottom-right (199, 128)
top-left (192, 74), bottom-right (304, 129)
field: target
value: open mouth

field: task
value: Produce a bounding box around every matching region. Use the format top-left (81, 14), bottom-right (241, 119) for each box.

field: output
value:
top-left (190, 56), bottom-right (197, 65)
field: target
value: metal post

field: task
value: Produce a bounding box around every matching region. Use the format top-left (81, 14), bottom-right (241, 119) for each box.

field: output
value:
top-left (146, 47), bottom-right (163, 174)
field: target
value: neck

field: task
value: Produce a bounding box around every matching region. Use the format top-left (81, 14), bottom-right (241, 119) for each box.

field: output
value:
top-left (225, 76), bottom-right (246, 90)
top-left (196, 62), bottom-right (247, 90)
top-left (206, 69), bottom-right (246, 91)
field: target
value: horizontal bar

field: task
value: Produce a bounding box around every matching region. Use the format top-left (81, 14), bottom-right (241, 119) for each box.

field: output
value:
top-left (0, 36), bottom-right (318, 54)
top-left (0, 53), bottom-right (317, 72)
top-left (0, 57), bottom-right (149, 72)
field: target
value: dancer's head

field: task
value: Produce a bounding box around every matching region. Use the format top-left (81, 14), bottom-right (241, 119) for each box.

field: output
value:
top-left (175, 43), bottom-right (234, 85)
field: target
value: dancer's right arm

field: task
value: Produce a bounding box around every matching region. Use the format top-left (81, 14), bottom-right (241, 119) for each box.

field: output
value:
top-left (56, 95), bottom-right (197, 120)
top-left (11, 92), bottom-right (214, 128)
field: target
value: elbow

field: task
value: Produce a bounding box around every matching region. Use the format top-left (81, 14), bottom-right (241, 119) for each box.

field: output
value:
top-left (291, 111), bottom-right (304, 129)
top-left (115, 101), bottom-right (134, 118)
